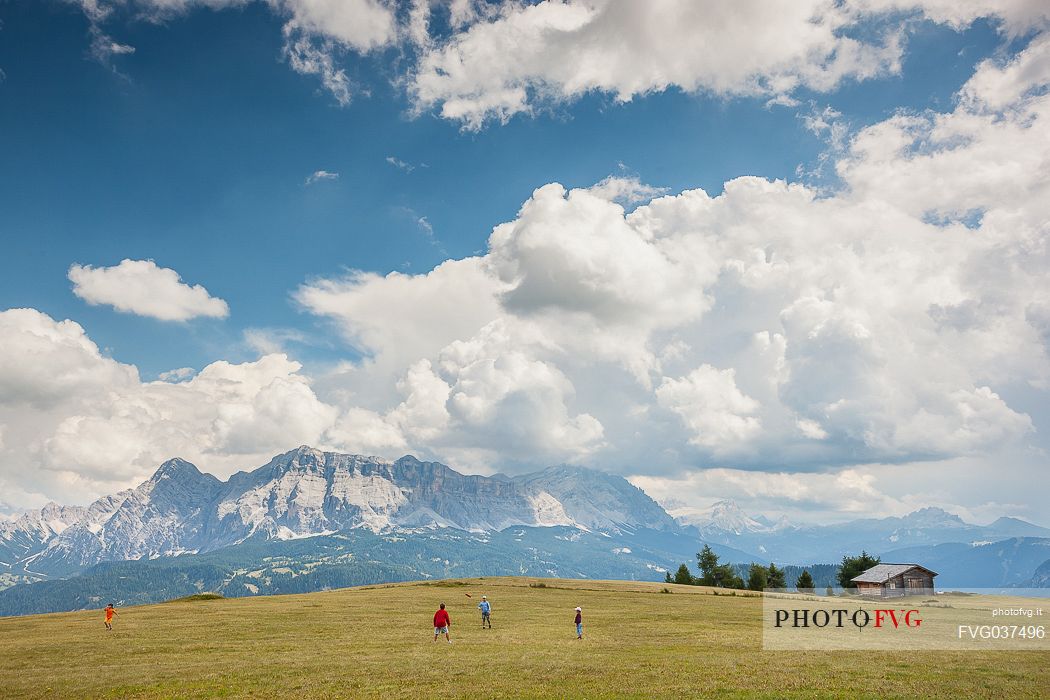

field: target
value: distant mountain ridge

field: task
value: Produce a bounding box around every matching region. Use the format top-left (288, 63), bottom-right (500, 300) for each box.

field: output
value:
top-left (880, 537), bottom-right (1050, 587)
top-left (0, 446), bottom-right (677, 580)
top-left (678, 500), bottom-right (1050, 564)
top-left (675, 499), bottom-right (794, 537)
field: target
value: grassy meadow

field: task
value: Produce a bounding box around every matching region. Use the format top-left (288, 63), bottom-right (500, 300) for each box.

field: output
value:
top-left (1, 577), bottom-right (1046, 699)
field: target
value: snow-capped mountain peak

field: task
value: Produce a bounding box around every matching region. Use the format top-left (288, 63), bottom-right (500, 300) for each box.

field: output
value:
top-left (149, 457), bottom-right (207, 482)
top-left (698, 499), bottom-right (771, 534)
top-left (669, 498), bottom-right (783, 535)
top-left (0, 502), bottom-right (87, 544)
top-left (1, 447), bottom-right (681, 580)
top-left (900, 507), bottom-right (967, 528)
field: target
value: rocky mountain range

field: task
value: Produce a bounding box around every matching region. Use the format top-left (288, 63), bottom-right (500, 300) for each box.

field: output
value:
top-left (0, 446), bottom-right (678, 581)
top-left (2, 447), bottom-right (1048, 614)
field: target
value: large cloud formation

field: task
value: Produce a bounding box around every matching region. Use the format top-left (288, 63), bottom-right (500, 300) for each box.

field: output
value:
top-left (303, 36), bottom-right (1047, 478)
top-left (411, 0), bottom-right (903, 128)
top-left (409, 0), bottom-right (1050, 128)
top-left (4, 10), bottom-right (1048, 521)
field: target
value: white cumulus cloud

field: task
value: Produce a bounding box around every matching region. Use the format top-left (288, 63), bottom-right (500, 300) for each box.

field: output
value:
top-left (68, 259), bottom-right (230, 321)
top-left (0, 308), bottom-right (339, 507)
top-left (410, 0), bottom-right (906, 128)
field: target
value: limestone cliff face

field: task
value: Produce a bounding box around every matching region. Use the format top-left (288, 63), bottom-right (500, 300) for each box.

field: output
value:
top-left (2, 445), bottom-right (679, 577)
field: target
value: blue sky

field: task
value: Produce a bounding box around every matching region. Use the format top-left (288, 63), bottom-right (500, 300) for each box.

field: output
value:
top-left (1, 1), bottom-right (1048, 525)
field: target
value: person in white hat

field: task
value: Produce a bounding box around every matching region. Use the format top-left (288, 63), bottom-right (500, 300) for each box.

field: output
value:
top-left (477, 595), bottom-right (492, 628)
top-left (574, 606), bottom-right (583, 639)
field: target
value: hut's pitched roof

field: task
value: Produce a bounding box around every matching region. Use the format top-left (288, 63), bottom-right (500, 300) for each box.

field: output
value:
top-left (850, 563), bottom-right (938, 583)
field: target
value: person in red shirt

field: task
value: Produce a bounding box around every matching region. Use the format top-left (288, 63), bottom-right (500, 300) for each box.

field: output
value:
top-left (104, 603), bottom-right (117, 631)
top-left (433, 603), bottom-right (452, 644)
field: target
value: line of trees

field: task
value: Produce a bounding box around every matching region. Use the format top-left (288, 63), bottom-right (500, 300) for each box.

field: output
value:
top-left (664, 545), bottom-right (814, 592)
top-left (663, 546), bottom-right (877, 594)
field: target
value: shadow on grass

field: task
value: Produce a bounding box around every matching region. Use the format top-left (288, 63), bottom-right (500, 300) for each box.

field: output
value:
top-left (165, 593), bottom-right (225, 603)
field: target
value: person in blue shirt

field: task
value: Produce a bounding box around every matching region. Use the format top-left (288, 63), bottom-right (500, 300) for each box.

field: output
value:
top-left (478, 595), bottom-right (492, 628)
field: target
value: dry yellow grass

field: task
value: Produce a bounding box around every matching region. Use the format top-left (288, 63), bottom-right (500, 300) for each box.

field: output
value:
top-left (1, 577), bottom-right (1046, 699)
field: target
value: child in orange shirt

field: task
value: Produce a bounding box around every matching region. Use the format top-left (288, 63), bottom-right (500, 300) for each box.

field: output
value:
top-left (104, 603), bottom-right (117, 631)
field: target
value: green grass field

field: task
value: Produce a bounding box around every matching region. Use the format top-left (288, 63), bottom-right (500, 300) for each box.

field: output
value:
top-left (1, 578), bottom-right (1046, 699)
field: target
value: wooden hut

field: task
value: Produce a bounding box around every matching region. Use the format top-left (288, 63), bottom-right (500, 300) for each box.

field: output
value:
top-left (851, 563), bottom-right (937, 597)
